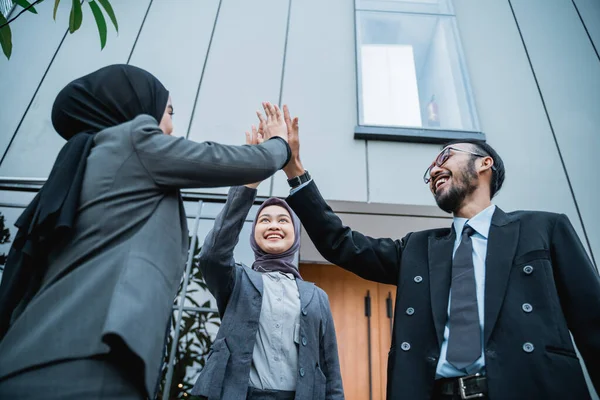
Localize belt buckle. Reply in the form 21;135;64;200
458;373;484;399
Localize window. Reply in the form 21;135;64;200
355;0;485;143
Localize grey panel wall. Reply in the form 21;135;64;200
0;0;597;247
1;1;598;396
455;2;598;396
367;0;594;257
510;0;599;264
0;0;69;162
272;0;367;201
186;0;289;197
574;0;600;54
0;0;151;177
367;141;440;205
451;0;588;249
128;0;220;138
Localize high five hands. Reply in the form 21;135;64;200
244;116;266;189
245;102;305;190
280;104;303;179
256;102;288;143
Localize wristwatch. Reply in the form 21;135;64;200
287;170;311;188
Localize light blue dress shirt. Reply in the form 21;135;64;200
290;181;497;377
436;204;496;378
289;179;312;195
249;271;301;390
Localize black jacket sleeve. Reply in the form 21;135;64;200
551;213;600;391
287;180;406;285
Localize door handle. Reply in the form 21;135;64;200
386;291;393;337
365;290;373;400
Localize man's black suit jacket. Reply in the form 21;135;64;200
287;180;600;400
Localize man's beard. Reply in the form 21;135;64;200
434;160;478;214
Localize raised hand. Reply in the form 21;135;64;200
282;104;305;179
245;123;264;146
256;102;288;143
244;124;264;189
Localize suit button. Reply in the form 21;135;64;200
401;342;411;351
523;265;534;274
426;356;437;364
522;303;533;313
406;307;415;316
523;342;534;353
302;309;307;316
414;276;423;283
299;367;305;377
302;337;307;346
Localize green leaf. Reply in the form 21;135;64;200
97;0;117;32
53;0;60;19
68;0;82;34
0;14;12;59
185;296;200;308
13;0;38;14
88;0;106;49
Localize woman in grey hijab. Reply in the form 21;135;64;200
0;65;291;400
191;106;344;400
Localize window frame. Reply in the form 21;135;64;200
353;0;486;144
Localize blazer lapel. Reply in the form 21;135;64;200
243;266;264;296
428;232;455;347
297;279;316;313
483;208;519;345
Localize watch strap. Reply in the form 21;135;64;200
287;170;311;188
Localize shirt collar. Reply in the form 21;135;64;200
265;271;296;281
453;204;496;239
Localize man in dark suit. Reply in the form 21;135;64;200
278;109;600;399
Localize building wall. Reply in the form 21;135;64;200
0;0;598;397
0;0;597;262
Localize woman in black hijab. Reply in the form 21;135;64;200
0;64;290;399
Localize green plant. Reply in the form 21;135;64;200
0;213;216;396
0;212;11;270
158;239;221;400
0;0;118;59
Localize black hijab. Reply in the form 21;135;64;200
0;64;169;339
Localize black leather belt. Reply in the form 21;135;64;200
434;373;488;399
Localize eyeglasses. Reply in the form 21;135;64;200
423;146;490;184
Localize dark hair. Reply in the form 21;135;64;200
443;139;505;198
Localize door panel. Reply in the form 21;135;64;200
300;264;396;400
377;286;396;397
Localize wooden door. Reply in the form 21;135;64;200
300;264;396;400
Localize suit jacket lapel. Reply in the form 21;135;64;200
483;207;519;345
243;266;264;296
429;232;455;347
297;279;316;312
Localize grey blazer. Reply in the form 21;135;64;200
191;186;344;400
0;115;289;397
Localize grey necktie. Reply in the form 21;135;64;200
446;224;481;370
